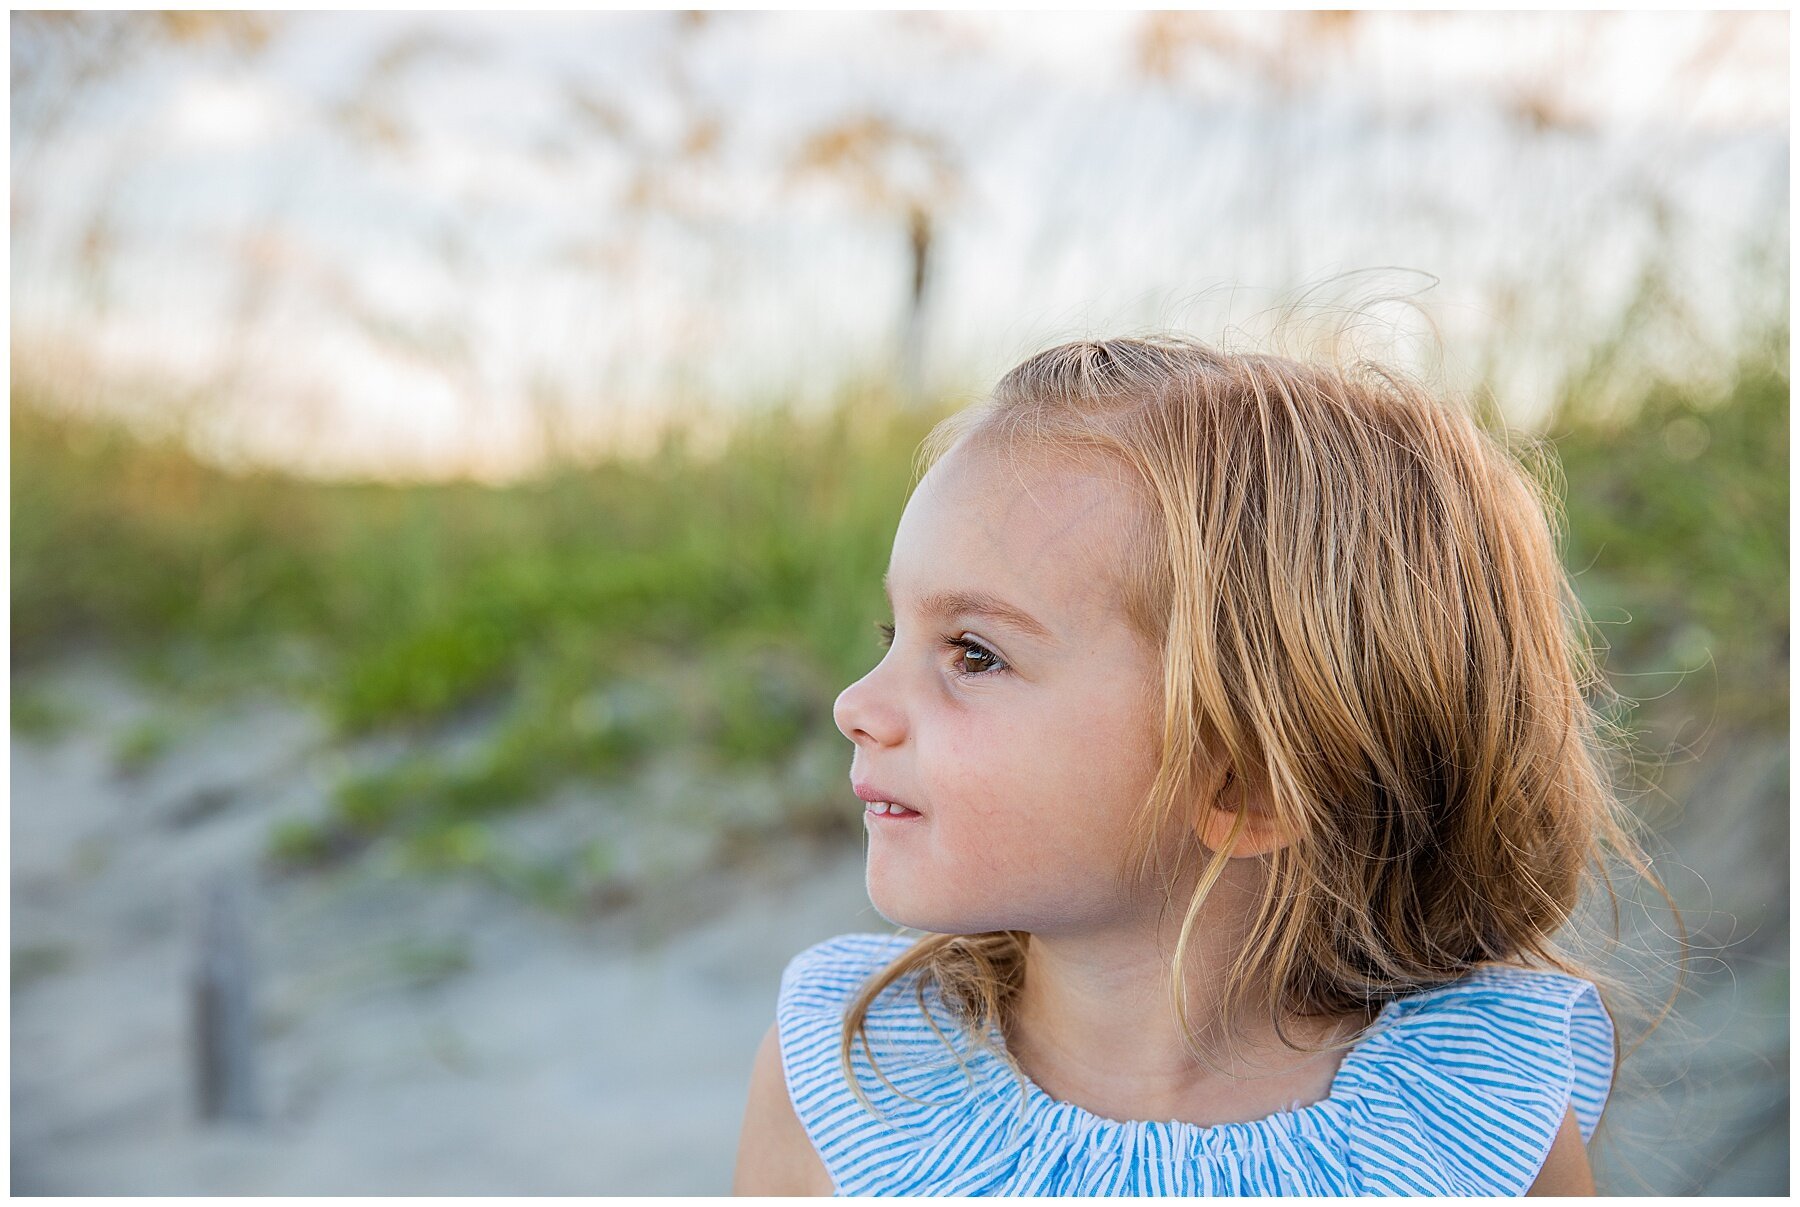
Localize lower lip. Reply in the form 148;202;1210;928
864;804;925;823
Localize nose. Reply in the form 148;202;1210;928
833;666;904;749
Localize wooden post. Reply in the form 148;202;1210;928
191;871;260;1124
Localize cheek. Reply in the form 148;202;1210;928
937;720;1038;853
936;711;1142;873
864;718;1042;920
864;695;1164;932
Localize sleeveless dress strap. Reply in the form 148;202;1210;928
775;932;958;1195
1335;961;1617;1194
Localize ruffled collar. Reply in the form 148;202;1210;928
781;934;1602;1196
964;993;1409;1162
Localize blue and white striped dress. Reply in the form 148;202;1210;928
776;932;1615;1196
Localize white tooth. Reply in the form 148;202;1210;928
870;801;891;814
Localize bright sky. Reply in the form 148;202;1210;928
10;10;1788;480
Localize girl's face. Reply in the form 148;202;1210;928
833;437;1170;937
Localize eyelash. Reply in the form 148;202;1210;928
875;621;1009;678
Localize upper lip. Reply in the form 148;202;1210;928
852;780;918;812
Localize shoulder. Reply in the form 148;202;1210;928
773;931;1003;1196
1526;1105;1599;1195
775;929;925;1095
1339;963;1616;1195
1386;963;1615;1140
734;1022;836;1196
736;934;917;1198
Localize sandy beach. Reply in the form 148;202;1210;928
11;654;1786;1194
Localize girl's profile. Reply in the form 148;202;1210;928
735;333;1675;1197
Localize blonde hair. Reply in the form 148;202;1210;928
837;333;1685;1147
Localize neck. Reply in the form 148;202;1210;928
1001;857;1367;1127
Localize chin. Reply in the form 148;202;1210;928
865;868;947;933
865;873;926;930
865;872;1013;935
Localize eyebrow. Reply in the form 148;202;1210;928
883;571;1056;644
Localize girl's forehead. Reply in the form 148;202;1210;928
929;438;1136;513
898;447;1144;628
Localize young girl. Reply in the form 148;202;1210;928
735;335;1664;1196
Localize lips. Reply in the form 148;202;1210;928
852;779;921;815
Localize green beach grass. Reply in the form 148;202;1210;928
12;336;1787;886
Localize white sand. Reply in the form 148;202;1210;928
12;654;885;1194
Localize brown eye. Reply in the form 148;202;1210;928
874;621;1006;677
947;636;1006;677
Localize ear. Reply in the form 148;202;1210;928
1197;769;1295;858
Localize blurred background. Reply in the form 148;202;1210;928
9;10;1786;1195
